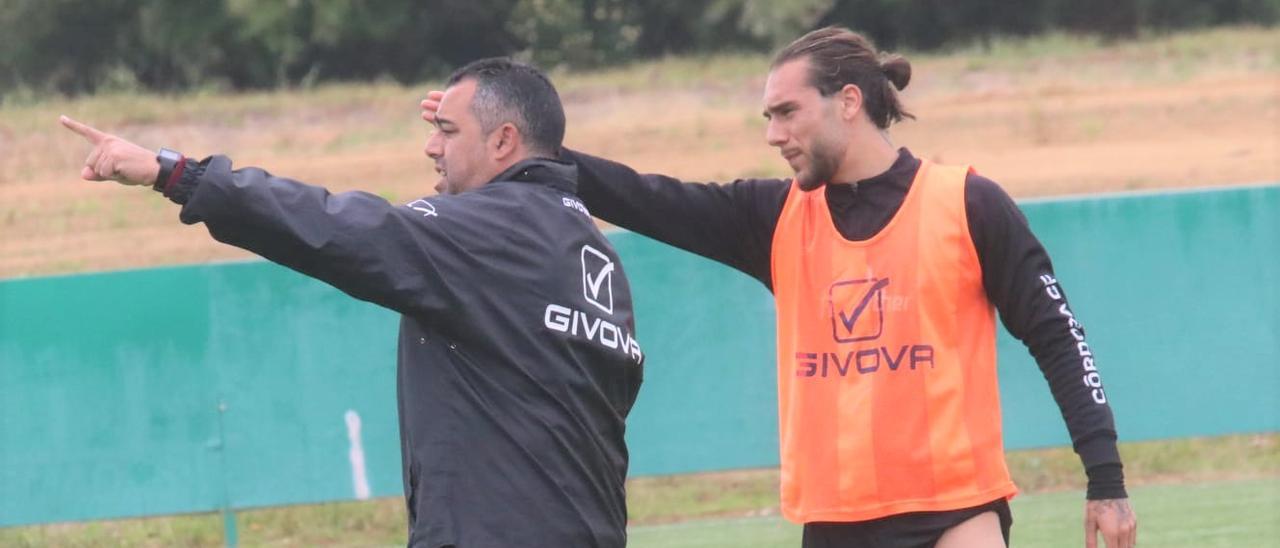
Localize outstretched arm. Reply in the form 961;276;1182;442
566;148;787;287
60;115;162;185
60;116;469;319
422;92;788;288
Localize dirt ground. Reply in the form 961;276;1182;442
1;28;1276;279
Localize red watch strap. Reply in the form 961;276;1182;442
162;155;186;196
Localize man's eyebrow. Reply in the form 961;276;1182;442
434;115;457;128
763;101;799;118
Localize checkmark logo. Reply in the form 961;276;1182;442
830;278;890;342
406;199;437;217
581;245;615;314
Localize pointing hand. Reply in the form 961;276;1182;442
60;115;160;186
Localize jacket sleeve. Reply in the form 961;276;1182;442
563;148;788;288
173;155;471;319
965;174;1127;500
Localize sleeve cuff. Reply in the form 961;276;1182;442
1077;434;1127;499
164;158;206;205
1085;462;1128;499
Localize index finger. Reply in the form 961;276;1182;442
59;115;108;144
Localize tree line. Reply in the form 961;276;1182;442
1;0;1274;97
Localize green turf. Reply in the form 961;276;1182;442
629;515;801;547
1010;478;1280;548
627;478;1280;547
2;435;1274;546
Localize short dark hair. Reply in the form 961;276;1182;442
446;58;566;156
772;27;915;130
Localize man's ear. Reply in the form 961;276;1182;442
838;84;863;121
491;123;521;160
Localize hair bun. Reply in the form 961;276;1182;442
881;55;911;91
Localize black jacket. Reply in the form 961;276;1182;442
170;157;644;547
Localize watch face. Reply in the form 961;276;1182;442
154;149;183;189
158;148;182;163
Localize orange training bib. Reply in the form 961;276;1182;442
770;160;1017;523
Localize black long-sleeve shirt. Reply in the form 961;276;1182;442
566;147;1126;500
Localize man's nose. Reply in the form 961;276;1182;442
765;120;787;148
424;131;443;158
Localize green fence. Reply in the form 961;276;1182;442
1;184;1276;530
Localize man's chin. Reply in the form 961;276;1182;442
795;173;826;191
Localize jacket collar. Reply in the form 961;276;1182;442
489;157;578;194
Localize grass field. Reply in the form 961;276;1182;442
628;478;1280;547
2;434;1275;546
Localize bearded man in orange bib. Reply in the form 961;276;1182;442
423;27;1138;548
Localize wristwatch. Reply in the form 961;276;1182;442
154;148;184;192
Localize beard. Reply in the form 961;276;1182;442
795;136;842;191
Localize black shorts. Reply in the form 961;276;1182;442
801;498;1013;548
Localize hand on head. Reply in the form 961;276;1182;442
420;90;444;124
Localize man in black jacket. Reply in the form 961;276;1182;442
61;58;644;548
